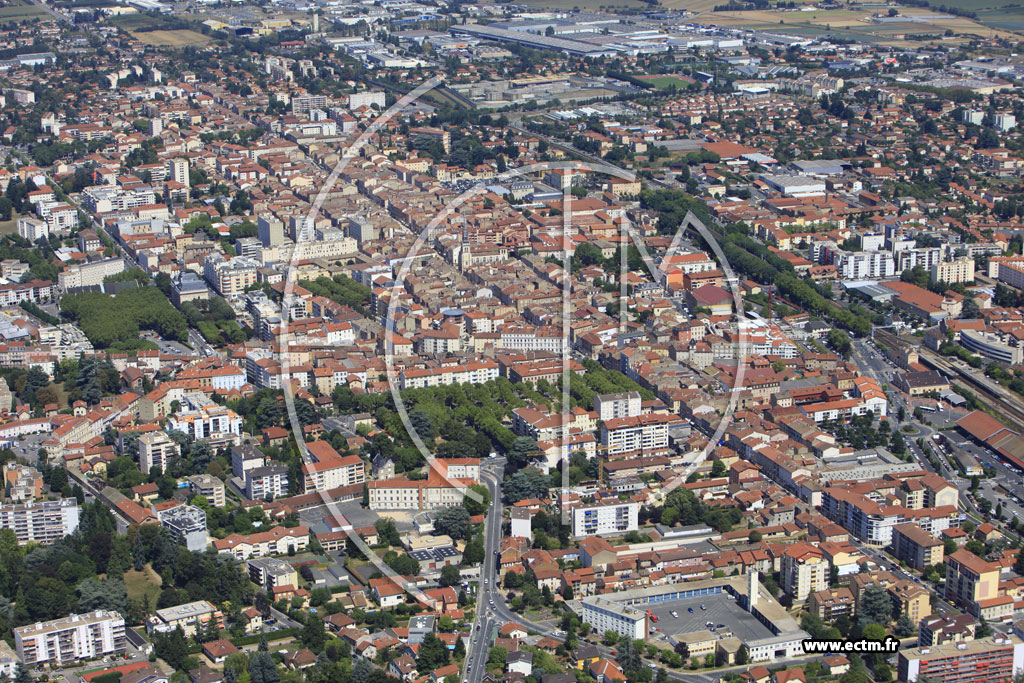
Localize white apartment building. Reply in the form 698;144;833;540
348;91;385;109
931;258;976;285
203;254;258;298
581;597;647;641
301;441;365;493
594;391;642;421
399;360;499;389
15;611;126;666
835;251;896;279
58;257;126;290
599;413;675;457
245;465;289;501
147;601;223;637
780;544;828;602
570;500;639;538
17;216;48;241
167;397;243;442
0;498;80;546
157;504;208;552
138;431;180;474
895;247;942;273
167;158;189;186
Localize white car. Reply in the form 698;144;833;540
670;611;678;618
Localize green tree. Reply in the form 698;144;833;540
439;564;461;587
248;651;279;683
302;612;327;651
416;633;450;673
857;584;894;626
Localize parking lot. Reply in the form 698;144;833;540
298;500;381;533
648;593;773;644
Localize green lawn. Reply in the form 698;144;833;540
124;565;163;606
0;1;48;19
640;75;695;90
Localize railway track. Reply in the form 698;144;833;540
875;325;1024;432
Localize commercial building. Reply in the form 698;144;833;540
138;432;179;474
960;329;1024;365
898;636;1024;683
580;572;809;663
0;498;80;546
15;611;125;666
148;601;224;637
570;500;639;538
157;504;208;552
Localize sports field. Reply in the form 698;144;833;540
639;74;696;89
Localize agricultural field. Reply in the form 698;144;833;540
687;6;1024;43
130;29;212;46
0;0;48;21
518;0;654;10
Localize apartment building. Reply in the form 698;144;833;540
15;611;126;666
807;587;855;620
167;403;242;444
138;431;180;474
898;636;1024;683
212;526;309;560
301;441;365;493
398;360;500;389
945;549;1012;621
203;254;258;298
186;474;225;507
570;501;639;538
58;258;126;290
157;504;208;552
231;444;266;478
931;258;975;285
0;498;80;546
780;542;828;602
892;522;944;571
594;391;642;421
247;557;299;591
599;413;675;458
245;465;289;501
148;601;224;637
